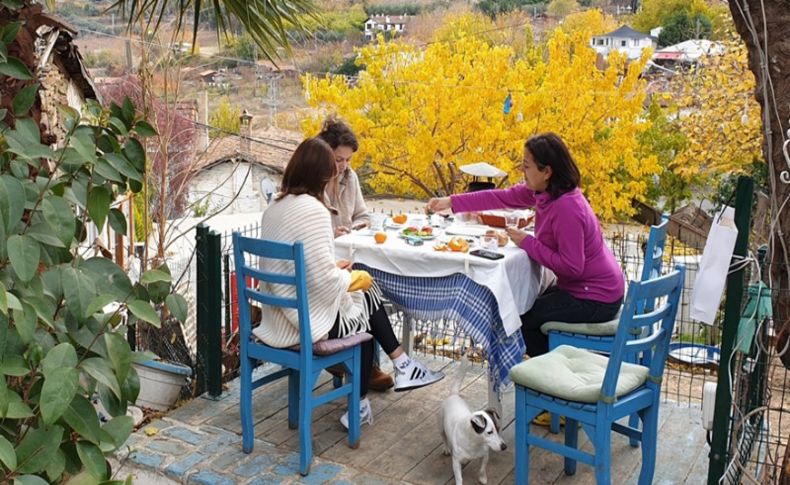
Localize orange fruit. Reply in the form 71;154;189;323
448;237;466;252
374;232;387;244
392;214;408;224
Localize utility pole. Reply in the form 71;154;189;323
262;74;281;128
125;39;133;71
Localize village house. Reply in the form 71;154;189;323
652;39;725;68
364;15;410;41
590;25;656;60
187;111;300;216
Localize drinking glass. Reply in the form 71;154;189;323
505;214;519;229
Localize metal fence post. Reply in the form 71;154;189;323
196;224;223;398
708;176;754;484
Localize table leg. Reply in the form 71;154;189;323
488;376;503;417
401;314;413;355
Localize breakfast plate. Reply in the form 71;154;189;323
398;226;437;240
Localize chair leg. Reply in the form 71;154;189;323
628;412;640;448
240;356;254;454
550;412;561;434
288;370;298;430
638;404;659;485
563;417;579;476
348;347;361;449
515;387;529;485
593;423;611;485
298;371;313;476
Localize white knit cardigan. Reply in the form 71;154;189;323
253;194;377;348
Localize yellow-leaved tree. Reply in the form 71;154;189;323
303;12;658;220
668;36;762;183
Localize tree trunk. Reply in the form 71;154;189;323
727;0;790;481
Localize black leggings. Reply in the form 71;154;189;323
328;294;400;395
520;286;622;357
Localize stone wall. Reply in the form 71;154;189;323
38;57;85;146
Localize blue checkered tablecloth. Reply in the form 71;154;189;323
355;263;526;391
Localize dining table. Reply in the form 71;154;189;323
334;215;542;409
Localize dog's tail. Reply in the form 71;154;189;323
451;353;470;395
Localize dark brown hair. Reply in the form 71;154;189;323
525;132;581;199
317;116;359;151
276;138;337;210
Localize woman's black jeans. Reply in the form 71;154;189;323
520;286;623;357
328;294;399;395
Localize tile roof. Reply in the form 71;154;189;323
192;126;302;177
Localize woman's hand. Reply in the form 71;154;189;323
505;227;529;247
426;197;452;214
336;259;353;271
335;226;350;237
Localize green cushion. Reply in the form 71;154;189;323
539;308;622;336
509;345;649;403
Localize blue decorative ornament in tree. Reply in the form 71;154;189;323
503;93;513;115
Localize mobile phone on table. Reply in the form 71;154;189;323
469;249;504;260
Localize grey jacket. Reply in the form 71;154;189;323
327;168;370;231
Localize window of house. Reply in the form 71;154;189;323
621;40;627;47
596;38;604;46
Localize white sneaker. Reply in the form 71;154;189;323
340;398;373;429
393;358;444;392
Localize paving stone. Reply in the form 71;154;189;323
160;426;205;445
164;452;206;478
188;469;238;485
120;432;145;450
295;463;342;484
128;450;165;469
232;454;278;477
202;432;243;454
146;439;188;456
245;476;285;485
211;448;254;471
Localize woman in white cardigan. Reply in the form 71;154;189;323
258;137;443;428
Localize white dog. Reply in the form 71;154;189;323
439;356;507;485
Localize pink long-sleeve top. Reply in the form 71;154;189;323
451;184;624;304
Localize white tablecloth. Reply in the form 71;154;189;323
334;229;541;336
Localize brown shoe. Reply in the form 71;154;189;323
369;364;394;392
326;364;345;379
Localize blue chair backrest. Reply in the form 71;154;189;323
640;217;669;283
233;233;314;355
600;265;685;403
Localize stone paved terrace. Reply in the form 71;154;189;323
114;355;709;484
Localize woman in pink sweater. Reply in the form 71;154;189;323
428;133;624;357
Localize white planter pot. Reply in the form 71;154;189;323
133;360;192;411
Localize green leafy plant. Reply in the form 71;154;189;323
0;19;187;484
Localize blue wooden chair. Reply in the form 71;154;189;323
510;265;684;485
541;217;669;434
233;233;369;476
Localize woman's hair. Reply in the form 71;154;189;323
317;116;359;151
276;137;337;211
525;132;581;198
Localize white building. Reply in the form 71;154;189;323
187;114;300;216
364;15;410;41
590;25;656;60
653;39;725;65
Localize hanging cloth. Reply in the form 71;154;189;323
735;281;773;354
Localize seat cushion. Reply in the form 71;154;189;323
289;332;373;356
509;345;649;403
540;308;622;336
